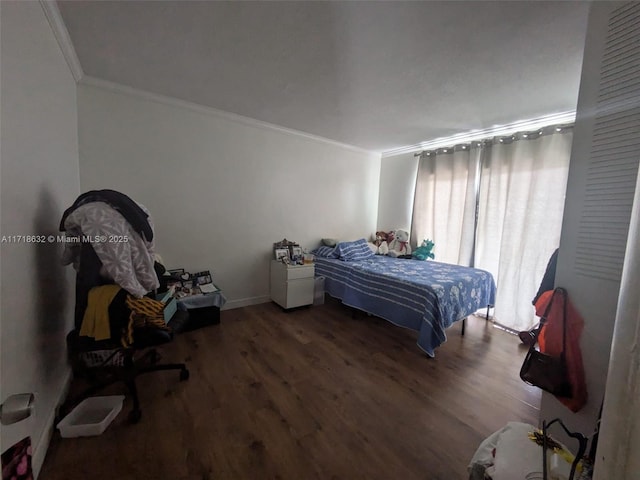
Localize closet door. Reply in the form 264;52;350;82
543;0;640;440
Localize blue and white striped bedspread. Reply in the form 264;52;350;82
314;256;496;357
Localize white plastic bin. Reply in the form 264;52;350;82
313;276;325;305
57;395;125;438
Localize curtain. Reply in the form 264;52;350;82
475;128;573;331
411;144;480;266
410;126;573;332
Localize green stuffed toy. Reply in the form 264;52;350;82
412;239;435;261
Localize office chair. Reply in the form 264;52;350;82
58;241;189;424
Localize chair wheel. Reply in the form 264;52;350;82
180;369;190;381
128;409;142;424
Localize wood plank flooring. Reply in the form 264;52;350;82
40;298;540;480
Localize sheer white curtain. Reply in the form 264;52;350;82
411;145;480;266
474;128;573;331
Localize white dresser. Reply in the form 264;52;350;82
270;260;315;309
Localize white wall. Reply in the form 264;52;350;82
0;1;79;476
77;82;381;308
594;168;640;479
377;152;418;234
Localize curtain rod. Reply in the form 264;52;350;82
383;110;576;158
412;123;573;157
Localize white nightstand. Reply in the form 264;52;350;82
270;260;315;309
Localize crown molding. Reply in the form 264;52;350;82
382;110;577;158
39;0;84;82
79;76;379;156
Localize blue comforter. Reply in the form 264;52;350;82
314;256;496;356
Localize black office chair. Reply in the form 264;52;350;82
58;242;189;424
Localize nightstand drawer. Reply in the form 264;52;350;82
285;278;315;308
286;265;315;280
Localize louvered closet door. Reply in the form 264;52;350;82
576;2;640;280
543;1;640;437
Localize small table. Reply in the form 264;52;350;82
175;290;226;331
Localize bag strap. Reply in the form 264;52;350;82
527;288;558;351
559;287;568;358
548;287;568;358
540;287;559;325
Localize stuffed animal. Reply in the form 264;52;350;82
368;231;390;255
374;231;388;246
388;229;412;258
386;230;395;246
412;239;435;261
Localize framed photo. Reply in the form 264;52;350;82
168;268;190;282
291;246;303;258
193;270;212;285
274;248;290;261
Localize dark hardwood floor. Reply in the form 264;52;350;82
40;298;540;480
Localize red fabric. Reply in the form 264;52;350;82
535;289;588;412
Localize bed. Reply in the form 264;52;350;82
313;244;496;357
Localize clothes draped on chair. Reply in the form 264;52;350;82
59;189;188;424
123;296;169;347
61;190;159;299
61;190;171;347
60;188;154;241
80;284;122;341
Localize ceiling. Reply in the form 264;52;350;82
57;1;590;153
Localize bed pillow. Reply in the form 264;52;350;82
312;246;338;258
321;238;339;247
335;238;375;261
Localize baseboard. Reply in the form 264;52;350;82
32;369;73;479
222;295;270;310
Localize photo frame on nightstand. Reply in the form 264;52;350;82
274;248;290;261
